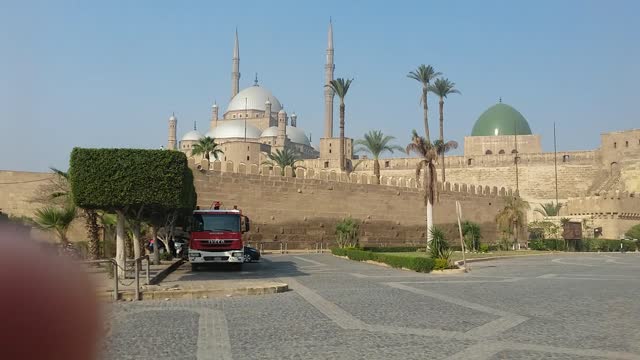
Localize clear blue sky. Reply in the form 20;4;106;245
1;0;638;172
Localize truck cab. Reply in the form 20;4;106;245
188;209;250;270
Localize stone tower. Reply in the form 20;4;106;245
276;109;287;150
210;102;218;131
290;112;297;127
168;113;177;150
231;29;240;99
265;99;273;126
323;19;335;138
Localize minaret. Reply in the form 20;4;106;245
323;19;335;138
290;112;297;127
265;99;273;126
168;113;177;150
210;102;218;131
231;29;240;99
277;109;287;150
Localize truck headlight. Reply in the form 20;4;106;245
233;252;243;257
190;252;201;257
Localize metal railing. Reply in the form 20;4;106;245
82;254;151;301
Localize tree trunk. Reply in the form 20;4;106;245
115;210;126;279
84;209;100;260
426;199;434;248
439;98;445;183
423;86;430;142
373;159;380;184
131;222;141;260
152;226;160;265
339;102;345;172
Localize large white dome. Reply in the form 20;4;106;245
205;120;262;139
180;130;203;142
227;86;282;113
286;126;310;146
260;126;310;146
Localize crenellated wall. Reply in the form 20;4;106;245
567;191;640;239
194;159;511;249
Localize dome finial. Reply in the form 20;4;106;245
193;121;197;131
254;72;259;86
499;97;502;103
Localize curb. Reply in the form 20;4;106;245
149;259;185;285
116;283;289;301
454;252;563;267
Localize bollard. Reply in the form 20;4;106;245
285;242;288;254
146;257;150;285
280;243;283;254
134;260;140;301
315;243;319;253
113;261;119;300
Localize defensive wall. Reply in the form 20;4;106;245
194;159;512;249
567;191;640;239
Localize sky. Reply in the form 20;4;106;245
1;0;638;172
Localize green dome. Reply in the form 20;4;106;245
471;103;532;136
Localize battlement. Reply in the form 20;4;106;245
195;159;515;198
567;191;640;219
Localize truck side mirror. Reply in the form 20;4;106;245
244;216;250;232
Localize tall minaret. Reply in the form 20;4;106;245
323;19;335;138
210;102;218;131
231;29;240;99
168;113;177;150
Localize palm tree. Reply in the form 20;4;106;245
407;65;441;142
354;130;403;184
429;78;460;183
495;196;530;250
34;205;76;244
49;167;100;259
535;202;562;217
262;148;304;176
433;139;459;183
406;129;438;246
326;78;353;172
191;136;224;169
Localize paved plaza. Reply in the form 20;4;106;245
104;253;640;359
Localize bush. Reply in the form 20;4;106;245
462;221;482;251
626;224;640;240
330;248;435;273
363;246;422;253
160;251;173;261
429;227;449;259
335;218;360;248
433;258;449;270
479;244;490;253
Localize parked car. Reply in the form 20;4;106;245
243;246;261;263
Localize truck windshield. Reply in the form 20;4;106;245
192;214;240;232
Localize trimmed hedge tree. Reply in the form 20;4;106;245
69;148;196;272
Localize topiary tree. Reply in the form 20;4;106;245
69;148;196;273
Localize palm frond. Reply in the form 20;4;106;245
428;78;461;98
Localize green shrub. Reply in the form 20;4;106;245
335;217;360;248
364;246;422;253
433;258;449;270
626;224;640;240
429;227;449;259
479;244;490;253
462;221;482;251
330;248;435;273
160;251;173;261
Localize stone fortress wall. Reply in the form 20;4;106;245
193;159;510;249
567;191;640;239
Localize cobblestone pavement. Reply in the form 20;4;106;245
103;253;640;359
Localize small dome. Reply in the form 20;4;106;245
291;112;297;118
278;109;286;115
471;103;532;136
169;114;177;121
212;103;218;108
227;86;282;112
260;126;310;146
205;120;262;139
286;126;310;146
261;126;278;137
181;130;203;142
265;100;271;105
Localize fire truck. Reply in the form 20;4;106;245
188;207;250;271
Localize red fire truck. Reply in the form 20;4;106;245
188;208;250;270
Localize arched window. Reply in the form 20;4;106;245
467;158;473;166
562;154;570;162
485;150;493;155
385;161;390;168
614;142;617;148
498;150;505;154
232;115;236;119
625;141;629;147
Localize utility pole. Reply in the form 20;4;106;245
514;118;519;193
554;122;559;206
